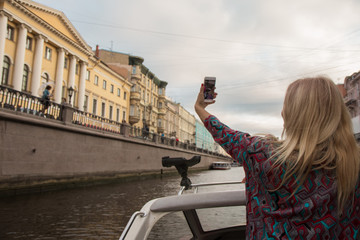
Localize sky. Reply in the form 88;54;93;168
34;0;360;137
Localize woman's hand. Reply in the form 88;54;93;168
194;84;217;122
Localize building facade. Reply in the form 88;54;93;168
343;71;360;141
0;0;131;122
178;104;195;144
195;119;215;151
195;119;228;155
0;0;198;139
164;96;196;143
164;96;179;138
96;49;167;134
344;72;360;118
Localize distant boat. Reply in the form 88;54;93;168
210;162;231;170
231;161;241;167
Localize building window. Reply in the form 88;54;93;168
101;102;105;117
94;75;99;85
45;47;52;60
6;25;14;40
75;63;79;75
116;108;120;122
124;92;127;100
158;102;162;108
117;88;120;97
41;72;49;83
132;66;136;74
158;88;163;95
64;57;68;69
130;105;134;116
92;99;97;114
103;80;107;89
84;95;89;112
26;36;32;50
62;85;66;99
72;91;77;107
110;84;114;93
1;56;10;85
109;105;113;120
122;111;126;121
86;70;90;81
22;65;29;91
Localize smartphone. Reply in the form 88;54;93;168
204;77;216;102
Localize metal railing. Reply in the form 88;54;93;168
0;85;230;159
178;181;244;195
119;180;244;240
0;85;63;120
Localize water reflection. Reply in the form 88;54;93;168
0;168;245;240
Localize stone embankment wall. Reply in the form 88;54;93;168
0;110;231;194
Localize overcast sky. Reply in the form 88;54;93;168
34;0;360;137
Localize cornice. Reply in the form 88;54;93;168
6;0;93;57
0;9;14;21
19;0;92;51
89;55;132;87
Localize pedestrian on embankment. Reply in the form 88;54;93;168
41;85;52;114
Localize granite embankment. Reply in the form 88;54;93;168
0;110;231;195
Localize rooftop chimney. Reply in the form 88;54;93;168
95;45;99;58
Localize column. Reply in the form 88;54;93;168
68;55;76;87
0;13;8;81
30;35;44;96
68;55;76;105
12;24;28;91
78;61;86;111
54;48;65;103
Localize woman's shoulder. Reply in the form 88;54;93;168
247;135;280;155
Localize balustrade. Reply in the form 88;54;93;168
0;85;228;158
0;85;62;119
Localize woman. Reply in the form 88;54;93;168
195;76;360;239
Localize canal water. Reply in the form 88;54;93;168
0;167;246;240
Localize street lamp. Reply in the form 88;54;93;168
68;86;74;105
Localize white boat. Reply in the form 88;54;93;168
210;162;231;170
231;161;241;167
119;156;246;240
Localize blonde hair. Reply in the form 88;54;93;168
274;76;360;213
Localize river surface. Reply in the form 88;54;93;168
0;167;246;240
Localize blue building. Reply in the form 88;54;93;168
195;119;217;152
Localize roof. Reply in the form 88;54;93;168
13;0;93;56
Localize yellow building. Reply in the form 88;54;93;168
165;96;179;138
179;104;196;144
96;49;168;133
0;0;131;121
165;96;195;143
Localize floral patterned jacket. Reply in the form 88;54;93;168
204;115;360;240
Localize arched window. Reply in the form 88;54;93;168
41;72;49;84
1;56;10;85
22;64;29;91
